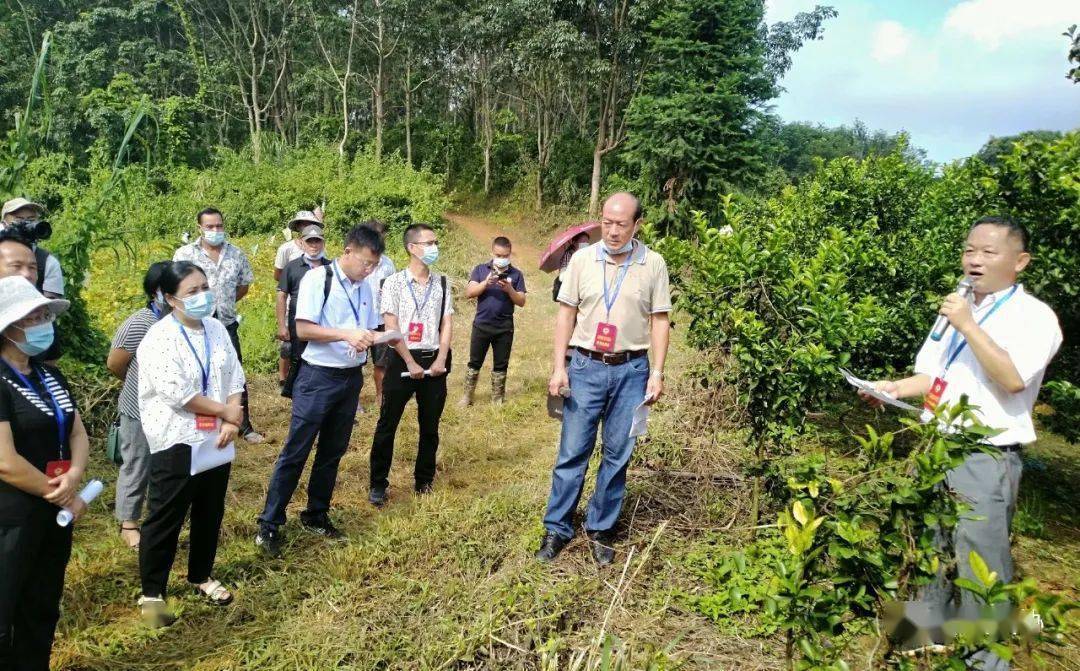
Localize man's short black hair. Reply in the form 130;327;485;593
403;223;435;247
492;236;511;249
970;215;1029;252
0;228;34;252
346;223;386;256
196;207;224;225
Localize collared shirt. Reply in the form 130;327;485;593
558;241;671;352
278;255;332;333
111;307;162;420
380;267;454;350
914;284;1062;445
295;261;379;368
274;239;305;271
469;262;526;326
173;239;255;326
137;316;246;454
364;254;397;327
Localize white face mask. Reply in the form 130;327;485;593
304;250;325;261
492;257;510;269
575;241;590;250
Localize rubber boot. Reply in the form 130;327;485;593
458;367;479;407
491;371;507;405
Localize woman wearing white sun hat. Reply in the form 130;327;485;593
0;275;89;671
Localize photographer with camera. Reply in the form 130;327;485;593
459;236;526;407
2;198;65;363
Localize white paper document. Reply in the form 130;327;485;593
840;368;918;412
375;330;403;345
629;398;652;438
191;432;236;476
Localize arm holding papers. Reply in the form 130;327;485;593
841;368;924;412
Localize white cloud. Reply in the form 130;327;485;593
870;20;912;62
943;0;1077;49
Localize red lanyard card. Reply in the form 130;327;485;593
923;377;948;411
195;414;218;431
408;322;424;343
594;322;617;352
44;460;72;478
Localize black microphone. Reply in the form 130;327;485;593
929;277;974;342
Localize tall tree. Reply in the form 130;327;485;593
623;0;835;223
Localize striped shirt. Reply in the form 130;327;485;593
111;307;161;420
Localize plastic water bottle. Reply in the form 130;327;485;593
56;479;104;527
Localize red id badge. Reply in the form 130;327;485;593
408;322;424;343
923;377;948;411
195;414;218;431
593;322;617;352
45;460;71;478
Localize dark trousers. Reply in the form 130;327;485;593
370;349;450;489
224;320;255;435
139;444;231;598
259;363;363;531
467;321;514;373
0;503;72;671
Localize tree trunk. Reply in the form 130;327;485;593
589;142;603;219
405;57;413;166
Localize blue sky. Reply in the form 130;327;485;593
765;0;1080;163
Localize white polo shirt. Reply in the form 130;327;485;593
294;262;379;368
914;284;1062;445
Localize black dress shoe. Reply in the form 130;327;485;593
369;487;388;508
588;530;615;566
535;532;570;562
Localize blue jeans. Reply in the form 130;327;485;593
543;349;649;539
259;363;363;532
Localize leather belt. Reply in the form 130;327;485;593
574;347;647;365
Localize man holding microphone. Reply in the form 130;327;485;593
861;216;1061;668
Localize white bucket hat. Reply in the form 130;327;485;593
0;276;69;334
288;210;323;231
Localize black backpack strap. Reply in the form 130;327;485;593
315;264;333;325
33;247;49;291
438;274;447;336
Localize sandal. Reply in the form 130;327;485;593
120;523;141;549
138;596;177;629
195;579;234;606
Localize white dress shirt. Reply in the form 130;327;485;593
364;254;397;327
136;316;246;454
295;261;379;368
914;284;1062;445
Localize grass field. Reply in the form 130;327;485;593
56;212;1078;670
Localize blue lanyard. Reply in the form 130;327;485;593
944;285;1018;371
175;317;211;395
2;361;66;459
600;246;634;319
334;263;362;327
407;276;434;321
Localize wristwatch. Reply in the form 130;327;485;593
650;369;664;379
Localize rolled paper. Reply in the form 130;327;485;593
56;479;105;527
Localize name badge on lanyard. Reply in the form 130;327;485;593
407;278;434;344
594;249;633;353
176;318;217;430
923;285;1018;412
3;361;69;476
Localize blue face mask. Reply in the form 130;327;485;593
10;322;55;356
178;291;215;320
203;230;226;246
419;244;439;266
604;239;634;255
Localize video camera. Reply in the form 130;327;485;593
5;217;52;243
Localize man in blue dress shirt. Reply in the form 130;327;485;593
256;225;386;558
